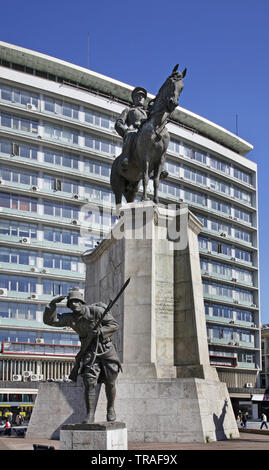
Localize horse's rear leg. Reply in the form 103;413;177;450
142;160;150;201
153;163;163;204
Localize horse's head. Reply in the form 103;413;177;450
165;64;187;113
152;64;187;115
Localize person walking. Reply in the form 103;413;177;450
260;413;268;429
241;412;248;428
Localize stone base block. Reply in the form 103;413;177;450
94;377;239;443
60;422;127;450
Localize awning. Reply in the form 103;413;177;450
251;394;269;401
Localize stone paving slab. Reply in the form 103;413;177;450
0;432;269;451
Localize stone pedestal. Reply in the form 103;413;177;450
82;202;239;443
60;422;127;450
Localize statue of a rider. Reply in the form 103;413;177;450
115;86;148;170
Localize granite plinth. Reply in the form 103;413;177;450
60;421;128;450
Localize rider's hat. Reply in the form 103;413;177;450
132;86;147;101
67;287;86;308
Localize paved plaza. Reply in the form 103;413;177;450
0;430;268;451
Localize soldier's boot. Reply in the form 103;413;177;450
106;383;116;422
82;382;96;424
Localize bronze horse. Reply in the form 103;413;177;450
110;65;186;208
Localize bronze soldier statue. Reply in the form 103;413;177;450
43;287;121;424
115;86;148;170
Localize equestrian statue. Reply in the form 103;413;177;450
111;64;186;208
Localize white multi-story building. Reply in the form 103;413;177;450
0;41;260;419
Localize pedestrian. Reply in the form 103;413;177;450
241;412;247;428
260;413;268;430
4;419;11;436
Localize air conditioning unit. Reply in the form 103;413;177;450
0;288;7;296
12;374;22;382
21;237;30;244
72;220;78;225
30;267;36;272
232;278;237;282
30;293;38;300
27;103;36;110
35;338;44;344
22;371;32;381
234;300;239;304
31;185;39;191
73;194;79;199
245;383;253;388
41;269;47;274
251;304;257;308
30;374;40;381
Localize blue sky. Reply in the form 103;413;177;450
1;0;268;321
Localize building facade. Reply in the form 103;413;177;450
0;42;260;419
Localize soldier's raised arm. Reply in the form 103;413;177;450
43;295;71;327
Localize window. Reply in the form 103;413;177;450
211;219;231;235
43;227;79;245
184;189;206;206
211;198;231;215
43;253;80;272
184;166;207;185
0;112;38;133
234;188;251;204
235;248;251;263
84;134;121;156
43;174;79;194
43;150;79;169
236;310;253;323
159;181;180;198
43;201;79;220
0;274;36;293
234;168;251;185
0;248;37;266
212;304;233;319
44;96;79;120
42;279;82;296
0;193;37;212
0;167;37;186
84;159;111;178
168;139;181;154
0;83;39;108
210;178;231;195
164;160;180;176
0;221;37;239
85;109;115;130
44;124;79;145
234;208;251;224
84;184;114;203
211;241;232;256
234;228;251;243
0;302;36;320
210;156;230;174
198;236;208;250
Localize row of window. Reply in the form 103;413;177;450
169;138;252;185
0;112;122;155
0;327;79;345
0;83;116;131
203;281;254;305
196;214;252;244
181;165;252;204
200;259;253;285
0;274;83;296
0;247;85;273
208;325;254;344
0;220;102;250
209;348;255;365
205;303;254;323
198;236;252;262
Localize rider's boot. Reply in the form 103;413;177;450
106;383;116;422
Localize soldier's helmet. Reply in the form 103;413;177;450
131;86;147;102
67;287;86;308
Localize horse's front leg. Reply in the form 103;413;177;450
142;159;150;201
